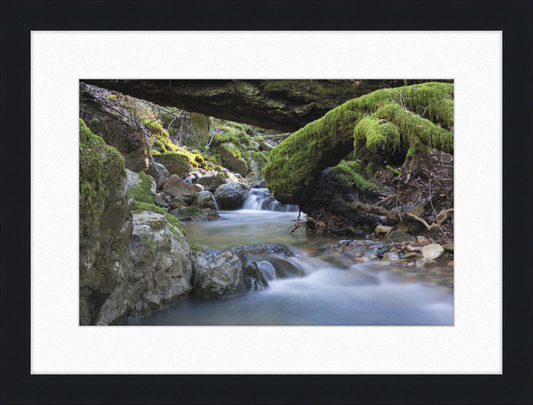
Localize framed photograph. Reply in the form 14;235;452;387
1;1;531;403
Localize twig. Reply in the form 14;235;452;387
373;193;398;206
420;167;450;200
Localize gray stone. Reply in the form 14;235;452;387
215;182;250;209
95;211;193;325
192;190;217;210
442;242;454;252
147;161;170;189
385;230;416;243
154;194;170;210
168;196;188;210
192;246;268;297
79;127;134;326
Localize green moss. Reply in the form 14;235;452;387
330;160;376;192
132;201;186;239
366;162;375;179
264;82;454;203
353;117;401;154
79;119;126;238
146;218;165;231
370;103;453;154
130;172;155;205
263;99;360;202
190;243;206;257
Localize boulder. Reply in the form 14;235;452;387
81;109;150;174
421;243;445;260
153;153;192;178
192;190;217;210
191;246;268;298
79;120;134;325
147;161;170;189
161;176;194;199
214;182;250;209
95;210;193;324
125;169;156;194
218;142;248;176
197;171;237;192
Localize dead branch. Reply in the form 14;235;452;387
373;193;398;206
404;208;454;231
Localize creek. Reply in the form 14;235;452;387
124;188;453;326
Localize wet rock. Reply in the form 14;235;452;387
385;230;416;243
215;182;250;209
383;252;401;262
421;243;445;260
260;256;305;278
376;246;390;258
192;246;268;298
147;161;170;189
405;245;422;252
248;174;267;188
244;244;293;256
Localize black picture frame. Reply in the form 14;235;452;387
1;1;531;404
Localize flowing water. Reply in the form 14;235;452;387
124;188;454;326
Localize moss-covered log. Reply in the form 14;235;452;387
264;82;454;206
82;79;449;132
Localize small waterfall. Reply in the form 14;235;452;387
243;188;299;212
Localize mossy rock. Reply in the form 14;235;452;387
153;153;193;178
218;143;248;176
170;206;220;221
79;119;127;239
197;171;235;192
